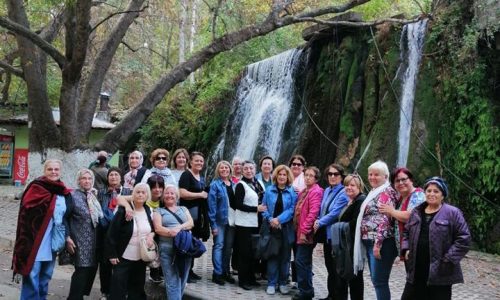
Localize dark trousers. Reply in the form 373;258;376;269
401;281;452;300
98;259;112;294
334;269;364;300
323;242;336;298
67;266;98;300
236;225;257;285
109;258;147;300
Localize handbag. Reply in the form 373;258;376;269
164;207;206;258
140;235;159;262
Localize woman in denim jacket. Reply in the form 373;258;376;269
261;165;297;295
401;177;470;300
207;160;236;285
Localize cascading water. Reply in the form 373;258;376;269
397;19;428;167
211;48;304;166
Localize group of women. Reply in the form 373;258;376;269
12;150;471;300
207;156;471;300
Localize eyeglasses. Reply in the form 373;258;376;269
155;156;168;161
291;162;303;167
328;172;341;177
395;177;409;184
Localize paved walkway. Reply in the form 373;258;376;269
0;185;499;299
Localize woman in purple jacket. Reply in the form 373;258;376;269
401;177;471;300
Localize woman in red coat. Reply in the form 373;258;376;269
292;166;324;300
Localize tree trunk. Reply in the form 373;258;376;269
179;0;188;64
188;0;199;83
7;0;60;152
76;0;146;147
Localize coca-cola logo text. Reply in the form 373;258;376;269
16;155;26;179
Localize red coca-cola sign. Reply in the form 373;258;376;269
13;149;29;184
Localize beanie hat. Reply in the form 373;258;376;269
424;176;448;198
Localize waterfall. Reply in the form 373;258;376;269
214;48;304;164
397;19;428;167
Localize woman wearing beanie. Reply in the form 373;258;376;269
401;177;471;300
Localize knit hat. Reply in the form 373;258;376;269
424;176;449;198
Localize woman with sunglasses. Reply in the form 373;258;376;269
313;164;349;300
379;167;425;262
141;148;177;186
289;154;306;194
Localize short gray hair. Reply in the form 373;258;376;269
368;160;390;178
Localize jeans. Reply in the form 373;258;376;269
109;258;147;300
212;224;226;276
363;238;397;300
267;232;291;287
295;243;316;298
21;259;56;300
160;243;192;300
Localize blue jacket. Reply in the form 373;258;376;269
318;184;348;241
207;178;233;230
262;185;297;225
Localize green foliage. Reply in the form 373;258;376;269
426;1;500;252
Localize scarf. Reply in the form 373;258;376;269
353;181;390;273
146;199;160;209
84;188;104;228
124;168;140;188
12;177;71;276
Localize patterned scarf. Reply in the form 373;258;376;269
84;188;103;228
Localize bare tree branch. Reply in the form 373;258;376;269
121;41;174;68
0;16;67;68
296;16;425;28
0;60;23;78
91;5;148;33
77;0;147;146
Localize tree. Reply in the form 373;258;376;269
0;0;415;153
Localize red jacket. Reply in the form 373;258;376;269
295;183;323;244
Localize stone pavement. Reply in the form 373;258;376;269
0;185;499;299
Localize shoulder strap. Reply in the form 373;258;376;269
164;207;184;224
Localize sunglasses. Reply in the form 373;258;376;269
155;156;168;161
328;172;341;177
291;162;303;167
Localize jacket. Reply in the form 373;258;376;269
262;185;297;245
105;204;154;259
295;183;323;244
402;202;471;285
207;178;233;230
318;184;348;242
330;222;353;280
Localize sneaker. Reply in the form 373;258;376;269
279;285;290;295
266;286;276;295
291;282;298;290
99;294;108;300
